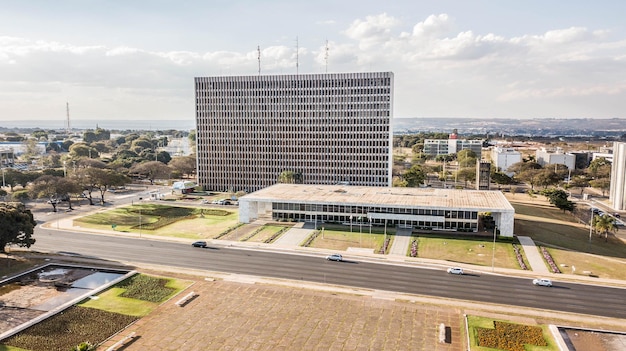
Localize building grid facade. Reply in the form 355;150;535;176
195;72;393;193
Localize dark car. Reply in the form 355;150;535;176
192;241;207;248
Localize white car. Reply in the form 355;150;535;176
532;278;552;287
447;267;464;275
325;254;343;262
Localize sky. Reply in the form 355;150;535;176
1;0;626;124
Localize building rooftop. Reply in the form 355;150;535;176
243;184;514;211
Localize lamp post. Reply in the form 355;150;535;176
139;207;142;238
492;225;497;272
1;167;5;187
589;207;594;242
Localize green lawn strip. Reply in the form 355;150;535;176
467;315;558;351
73;204;238;239
545;247;626;280
307;228;388;251
0;345;30;351
244;225;286;243
78;287;157;316
417;236;522;269
512;203;626;259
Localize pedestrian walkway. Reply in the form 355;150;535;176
387;227;413;256
517;236;550;274
272;223;312;248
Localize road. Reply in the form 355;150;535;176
31;227;626;319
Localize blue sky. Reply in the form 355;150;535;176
1;0;626;122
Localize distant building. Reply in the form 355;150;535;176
609;142;626;211
0;149;15;167
476;160;491;190
490;147;521;176
171;181;196;194
535;147;575;170
194;72;394;193
423;129;483;158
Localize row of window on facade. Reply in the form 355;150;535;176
195;77;391;90
272;212;478;230
271;203;479;219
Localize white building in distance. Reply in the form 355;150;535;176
609;142;626;211
239;184;515;237
535;147;575;170
194;72;393;193
490;147;522;176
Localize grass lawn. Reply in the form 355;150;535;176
74;204;239;240
508;196;626;279
306;228;393;253
244;225;289;243
417;236;525;269
467;315;558;351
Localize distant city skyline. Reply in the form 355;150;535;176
1;1;626;121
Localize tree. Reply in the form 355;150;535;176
588;157;611;179
593;214;618;242
540;188;575;212
516;168;542;190
130;161;171;184
29;175;82;211
69;143;99;159
455;167;476;188
0;202;36;253
169;156;196;178
535;169;561;189
456;149;477;168
507;161;542;175
403;165;425;187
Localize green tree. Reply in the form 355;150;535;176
31;130;48;140
593;214;618;242
540;188;575;212
169;156;197;178
403;165;425;187
0;202;36;253
456;149;477;168
29;175;82;211
589;178;611;196
130;161;171;185
455;167;476;188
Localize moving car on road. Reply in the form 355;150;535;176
192;241;208;248
325;254;343;262
447;267;464;275
532;278;552;287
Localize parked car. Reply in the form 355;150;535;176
192;241;207;248
446;267;464;275
325;254;343;262
532;278;552;287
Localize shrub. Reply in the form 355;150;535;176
264;227;289;243
410;239;418;257
476;321;547;351
117;274;176;302
302;230;320;247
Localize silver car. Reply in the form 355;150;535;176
532;278;552;287
325;254;343;262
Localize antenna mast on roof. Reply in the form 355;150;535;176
257;45;261;75
66;101;71;135
295;36;299;75
324;39;329;73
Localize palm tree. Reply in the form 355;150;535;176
593;214;618;242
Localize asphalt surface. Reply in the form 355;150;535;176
32;227;626;319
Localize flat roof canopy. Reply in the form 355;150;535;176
242;184;514;212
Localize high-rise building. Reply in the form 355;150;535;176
194;72;393;193
609;142;626;211
476;160;491;190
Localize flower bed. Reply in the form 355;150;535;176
512;244;527;270
540;246;561;273
477;321;547;351
410;239;418;257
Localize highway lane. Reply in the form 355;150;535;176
31;228;626;319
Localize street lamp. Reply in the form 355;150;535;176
589;207;594;242
139;207;142;238
1;167;5;187
492;225;497;272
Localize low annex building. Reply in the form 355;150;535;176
239;184;515;237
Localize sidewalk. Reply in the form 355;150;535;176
517;236;550;274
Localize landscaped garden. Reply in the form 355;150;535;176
302;225;395;253
1;273;191;351
412;235;529;269
508;194;626;279
467;315;557;351
74;204;239;240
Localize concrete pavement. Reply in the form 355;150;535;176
517;236;551;274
